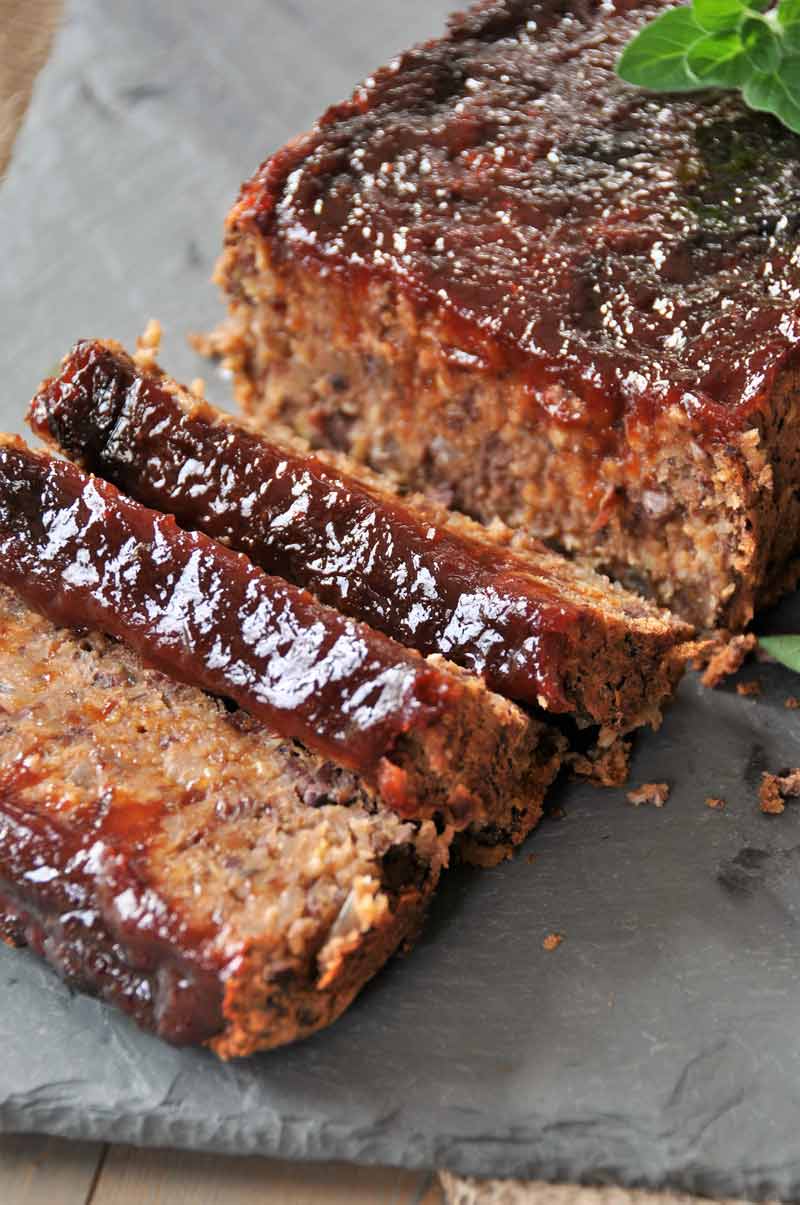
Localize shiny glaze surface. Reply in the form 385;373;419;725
32;341;583;711
235;0;800;441
0;440;450;785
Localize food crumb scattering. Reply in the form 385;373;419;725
759;769;800;815
627;782;670;808
736;680;761;697
701;634;757;689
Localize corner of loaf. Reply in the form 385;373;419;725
216;0;800;631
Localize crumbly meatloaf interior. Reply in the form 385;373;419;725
0;585;449;1057
215;257;800;632
31;337;693;735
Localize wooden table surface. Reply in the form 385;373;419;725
0;4;770;1203
0;1134;445;1204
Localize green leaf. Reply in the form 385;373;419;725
616;7;706;91
744;60;800;132
779;0;800;25
617;1;800;133
692;0;748;33
687;30;750;85
742;19;783;72
758;634;800;672
779;0;800;51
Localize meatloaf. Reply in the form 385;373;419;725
0;437;562;853
0;584;450;1056
31;338;693;735
216;0;800;630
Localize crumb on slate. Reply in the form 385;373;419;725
759;769;800;815
736;680;761;697
566;737;631;787
543;933;563;952
786;697;800;710
705;796;726;810
700;633;757;688
526;853;537;865
133;317;162;370
627;782;670;807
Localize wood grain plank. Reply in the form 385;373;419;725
0;0;63;175
0;1133;104;1205
92;1145;443;1205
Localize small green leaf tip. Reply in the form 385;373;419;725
616;0;800;135
616;7;705;91
759;635;800;673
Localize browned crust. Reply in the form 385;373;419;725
214;882;432;1058
454;717;565;867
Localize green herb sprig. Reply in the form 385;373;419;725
616;0;800;134
758;634;800;671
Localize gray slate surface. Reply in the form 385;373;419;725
2;2;800;1198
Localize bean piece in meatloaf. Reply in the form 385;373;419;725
216;0;800;630
31;338;693;737
0;585;450;1057
0;437;563;848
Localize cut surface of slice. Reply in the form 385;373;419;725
31;338;693;733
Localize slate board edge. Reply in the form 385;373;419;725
0;1078;796;1201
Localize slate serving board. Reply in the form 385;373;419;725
3;1;800;1198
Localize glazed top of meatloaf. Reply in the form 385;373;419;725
231;0;800;446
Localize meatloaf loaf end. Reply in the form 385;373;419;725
0;437;564;858
217;0;800;630
0;584;450;1056
31;338;693;736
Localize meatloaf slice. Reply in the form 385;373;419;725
0;584;450;1056
0;437;563;855
31;337;693;735
217;0;800;630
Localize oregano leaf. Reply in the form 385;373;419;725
692;0;748;33
617;0;800;136
759;635;800;673
617;7;706;91
687;30;750;85
742;20;783;73
779;0;800;25
744;62;800;133
779;0;800;51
